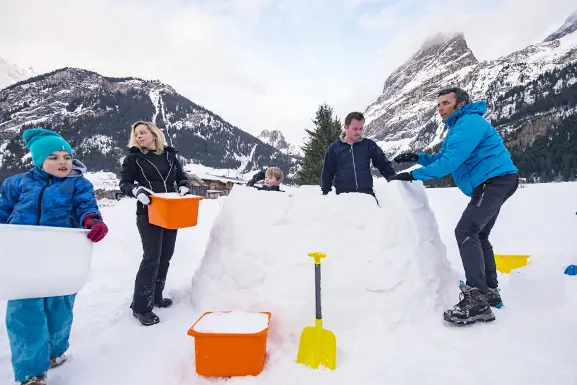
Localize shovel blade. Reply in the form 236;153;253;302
296;325;337;370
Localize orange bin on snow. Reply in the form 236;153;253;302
148;193;204;229
187;311;272;377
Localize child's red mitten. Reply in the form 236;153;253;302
83;213;108;242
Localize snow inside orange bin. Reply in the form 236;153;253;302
148;193;204;229
187;311;272;377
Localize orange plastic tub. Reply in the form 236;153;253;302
148;193;204;229
187;311;272;377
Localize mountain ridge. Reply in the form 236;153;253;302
544;10;577;42
0;57;35;90
0;67;297;185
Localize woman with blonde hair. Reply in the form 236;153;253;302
119;121;191;326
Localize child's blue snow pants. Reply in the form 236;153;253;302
6;294;76;383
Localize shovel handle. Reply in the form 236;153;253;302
314;263;322;320
308;252;326;321
308;252;326;264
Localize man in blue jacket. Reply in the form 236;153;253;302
321;111;396;198
390;87;519;326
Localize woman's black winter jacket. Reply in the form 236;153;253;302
119;146;191;214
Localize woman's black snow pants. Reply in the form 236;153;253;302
132;212;178;313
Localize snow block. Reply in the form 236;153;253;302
564;264;577;275
191;179;455;330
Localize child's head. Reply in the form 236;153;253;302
264;167;283;187
23;128;74;178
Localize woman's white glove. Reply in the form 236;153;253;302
179;186;191;196
132;187;154;205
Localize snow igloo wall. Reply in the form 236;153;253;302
191;180;456;335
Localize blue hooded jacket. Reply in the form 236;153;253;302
411;101;518;196
321;136;396;195
0;159;101;228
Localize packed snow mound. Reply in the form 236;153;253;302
191;179;456;334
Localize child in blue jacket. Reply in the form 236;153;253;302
0;128;108;385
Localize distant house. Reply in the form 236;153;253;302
94;189;123;200
186;173;210;197
207;189;226;199
186;172;247;198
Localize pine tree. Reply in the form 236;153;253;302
294;103;342;186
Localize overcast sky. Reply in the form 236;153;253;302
1;0;575;144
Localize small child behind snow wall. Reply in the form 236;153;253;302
0;128;108;385
246;167;284;192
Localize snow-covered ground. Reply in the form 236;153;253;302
0;180;576;384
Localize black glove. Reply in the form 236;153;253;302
394;153;418;163
247;170;266;187
388;172;415;182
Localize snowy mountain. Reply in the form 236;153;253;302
0;57;35;90
0;68;297;184
364;11;577;183
258;129;301;157
544;10;577;42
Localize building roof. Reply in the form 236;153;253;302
187;172;247;185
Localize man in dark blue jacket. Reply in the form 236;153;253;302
391;87;519;326
321;112;396;197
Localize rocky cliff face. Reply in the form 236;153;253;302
258;129;301;157
544;10;577;42
364;33;479;154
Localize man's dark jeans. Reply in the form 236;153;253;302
455;173;519;294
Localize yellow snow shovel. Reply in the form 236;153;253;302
494;254;531;274
296;251;336;370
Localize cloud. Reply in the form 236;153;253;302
0;0;575;146
364;0;576;66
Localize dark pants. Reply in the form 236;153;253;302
132;213;178;313
455;174;519;294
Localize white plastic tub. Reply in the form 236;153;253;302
0;224;94;300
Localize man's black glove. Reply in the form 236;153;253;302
388;172;415;182
394;153;418;163
247;170;266;187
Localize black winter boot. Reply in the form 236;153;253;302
486;287;503;308
444;284;495;325
133;311;160;326
155;298;173;308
